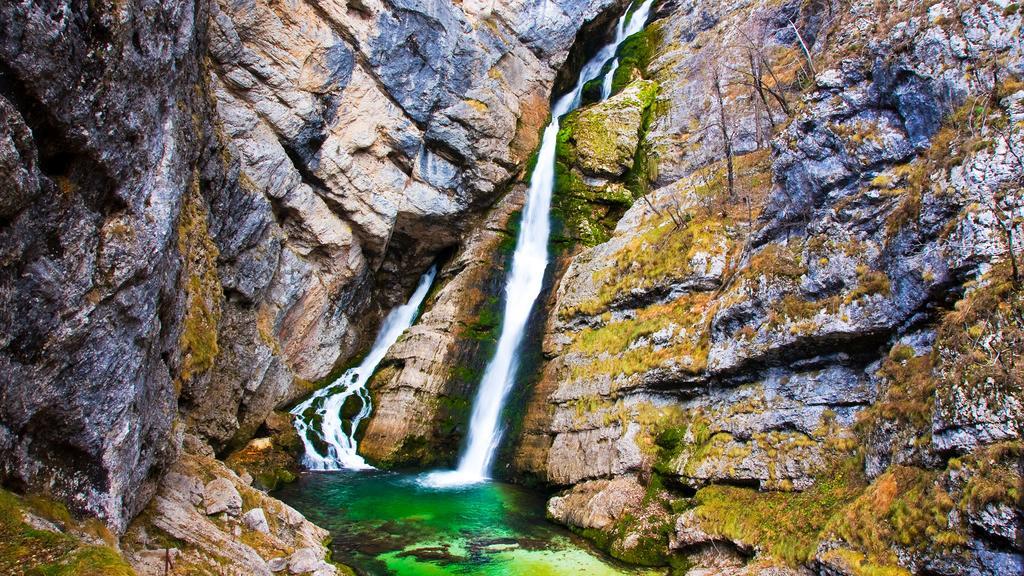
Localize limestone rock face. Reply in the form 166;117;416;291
360;188;525;467
513;0;1024;574
179;0;629;452
546;476;644;530
0;0;205;532
560;80;658;178
123;447;336;576
0;0;624;536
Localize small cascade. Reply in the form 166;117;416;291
292;266;437;471
601;0;655;100
423;0;655;488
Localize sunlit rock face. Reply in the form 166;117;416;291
508;0;1024;573
0;0;622;534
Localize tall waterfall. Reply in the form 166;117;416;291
602;0;656;99
292;266;436;470
424;0;655;487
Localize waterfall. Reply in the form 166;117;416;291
292;266;437;471
423;0;655;488
602;0;655;100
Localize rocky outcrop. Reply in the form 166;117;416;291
122;444;346;576
360;187;524;466
560;80;658;178
515;0;1024;574
0;0;628;539
554;77;659;245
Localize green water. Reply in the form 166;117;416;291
275;471;664;576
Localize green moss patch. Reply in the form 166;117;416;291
684;457;865;566
0;489;134;576
611;26;662;95
176;174;223;383
552;80;659;247
225;412;304;491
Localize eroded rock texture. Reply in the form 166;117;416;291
122;442;339;576
355;1;632;467
193;0;624;450
0;0;208;532
509;0;1024;573
0;0;624;541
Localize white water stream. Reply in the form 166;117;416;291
424;0;655;487
292;266;436;470
603;0;655;99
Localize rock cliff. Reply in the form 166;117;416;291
507;0;1023;573
0;0;626;569
2;0;1022;574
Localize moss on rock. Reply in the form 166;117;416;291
552;79;659;247
224;412;304;491
611;26;662;95
687;457;866;566
557;79;658;178
0;489;134;576
176;174;223;384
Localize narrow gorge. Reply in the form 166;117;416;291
0;0;1021;575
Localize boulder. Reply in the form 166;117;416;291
204;478;242;516
559;80;659;178
546;476;644;530
287;547;337;575
242;508;270;534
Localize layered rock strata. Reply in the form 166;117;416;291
0;0;626;557
513;0;1024;573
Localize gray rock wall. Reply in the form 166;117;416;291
0;0;624;533
515;0;1024;573
0;0;210;532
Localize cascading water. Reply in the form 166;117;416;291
424;0;655;488
602;0;655;99
292;266;436;470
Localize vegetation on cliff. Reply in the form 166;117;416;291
530;1;1024;575
0;489;134;576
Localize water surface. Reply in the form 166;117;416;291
276;471;664;576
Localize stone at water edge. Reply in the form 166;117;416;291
288;547;338;575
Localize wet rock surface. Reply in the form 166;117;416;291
360;188;525;467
